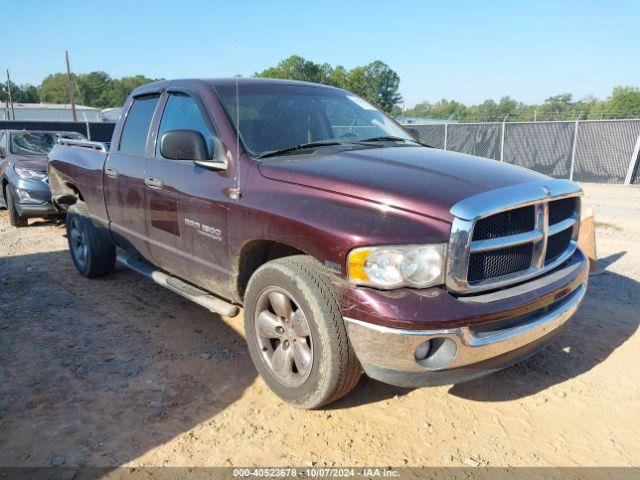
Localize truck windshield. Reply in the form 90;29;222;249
215;83;413;158
10;132;84;156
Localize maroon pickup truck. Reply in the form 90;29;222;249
48;78;588;408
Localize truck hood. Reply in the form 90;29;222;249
258;146;547;222
12;154;48;170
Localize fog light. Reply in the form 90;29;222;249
414;337;457;369
15;189;31;202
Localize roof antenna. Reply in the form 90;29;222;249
231;40;242;200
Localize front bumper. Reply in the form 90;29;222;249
15;201;59;218
9;177;58;218
343;249;588;388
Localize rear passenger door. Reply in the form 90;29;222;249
104;93;160;260
0;132;7;207
145;87;235;295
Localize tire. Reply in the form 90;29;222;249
65;202;116;278
244;255;362;409
7;188;28;228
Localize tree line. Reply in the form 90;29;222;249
0;72;160;109
2;55;640;122
403;87;640;122
255;55;402;113
0;55;403;114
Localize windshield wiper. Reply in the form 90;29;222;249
258;141;347;159
356;136;432;147
358;135;407;142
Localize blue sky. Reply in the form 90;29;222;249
4;0;639;107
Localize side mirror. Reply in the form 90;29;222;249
406;127;421;141
160;129;211;161
0;146;6;158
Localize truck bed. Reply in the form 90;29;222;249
48;139;110;225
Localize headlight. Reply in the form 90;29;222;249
14;166;47;180
347;244;447;289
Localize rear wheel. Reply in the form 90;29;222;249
7;188;28;228
66;202;116;278
244;255;362;409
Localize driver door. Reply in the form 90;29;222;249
145;87;235;295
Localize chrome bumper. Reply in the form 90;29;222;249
344;281;587;386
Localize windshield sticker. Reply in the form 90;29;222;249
347;96;376;111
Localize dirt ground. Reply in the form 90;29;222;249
0;183;638;468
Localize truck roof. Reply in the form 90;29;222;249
131;77;344;97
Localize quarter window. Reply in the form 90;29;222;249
119;94;160;156
156;93;214;158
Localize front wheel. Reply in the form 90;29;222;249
244;255;362;409
66;202;116;278
7;188;28;228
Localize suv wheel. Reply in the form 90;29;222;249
7;188;28;228
66;202;116;278
244;255;362;409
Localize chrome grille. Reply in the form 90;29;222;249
446;179;582;294
468;243;534;283
548;197;577;225
472;205;535;240
545;228;573;265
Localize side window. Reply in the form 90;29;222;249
0;133;6;149
156;93;214;158
119;94;160;156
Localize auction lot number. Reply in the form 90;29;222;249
233;468;399;478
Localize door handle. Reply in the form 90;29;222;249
145;177;164;189
105;167;119;178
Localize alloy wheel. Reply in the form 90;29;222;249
253;287;313;387
69;216;88;268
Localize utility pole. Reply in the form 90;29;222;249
6;70;15;120
3;72;9;120
65;50;77;122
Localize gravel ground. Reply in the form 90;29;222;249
0;183;638;468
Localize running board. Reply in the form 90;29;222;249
116;253;239;317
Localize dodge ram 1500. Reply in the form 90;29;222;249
48;78;588;408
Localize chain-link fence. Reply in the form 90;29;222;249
4;118;639;184
405;120;640;185
0;120;115;143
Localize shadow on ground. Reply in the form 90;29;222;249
26;216;64;228
0;250;256;468
1;248;637;466
449;252;638;401
332;252;637;407
329;377;411;410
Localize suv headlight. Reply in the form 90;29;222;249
14;166;47;180
347;244;447;289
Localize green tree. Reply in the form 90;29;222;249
406;100;434;117
76;71;111;108
20;84;40;103
346;61;402;113
430;99;467;120
539;93;575;120
326;65;348;89
37;72;157;108
258;55;330;84
38;73;73;104
103;75;158;107
255;55;403;113
607;86;640;116
0;81;40;103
